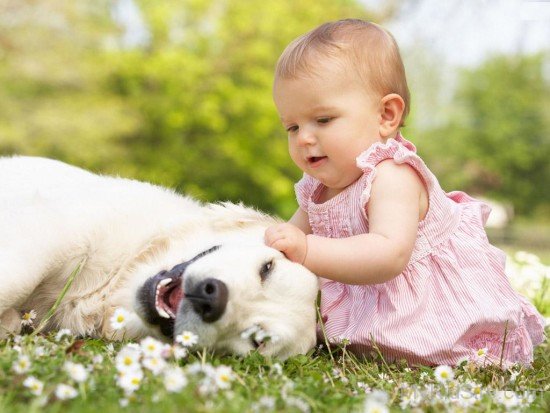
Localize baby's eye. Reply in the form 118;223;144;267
286;125;298;133
317;117;333;124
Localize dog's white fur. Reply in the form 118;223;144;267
0;156;318;359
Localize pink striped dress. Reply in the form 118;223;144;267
295;134;545;367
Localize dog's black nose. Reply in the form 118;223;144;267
186;278;228;323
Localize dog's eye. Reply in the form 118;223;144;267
259;260;274;281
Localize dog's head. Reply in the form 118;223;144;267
133;243;319;359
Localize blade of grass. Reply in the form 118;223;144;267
316;305;334;363
31;257;87;336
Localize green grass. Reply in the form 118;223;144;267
0;329;548;413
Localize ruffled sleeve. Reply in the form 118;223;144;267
294;173;317;212
355;134;430;213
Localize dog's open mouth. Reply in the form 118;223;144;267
137;246;221;339
155;276;184;319
137;267;187;337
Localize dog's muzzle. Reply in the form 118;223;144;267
137;245;225;339
184;278;228;323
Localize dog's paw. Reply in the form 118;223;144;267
0;308;22;338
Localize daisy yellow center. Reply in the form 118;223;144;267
441;371;448;378
23;313;32;320
220;374;229;382
117;315;125;322
124;357;133;365
131;378;140;385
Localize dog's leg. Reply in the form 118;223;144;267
0;248;56;317
0;308;22;338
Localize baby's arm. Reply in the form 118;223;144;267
266;161;425;285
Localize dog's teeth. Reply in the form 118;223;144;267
158;278;172;287
156;306;170;319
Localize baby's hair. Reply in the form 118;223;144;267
275;19;410;125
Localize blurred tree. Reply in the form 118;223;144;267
0;0;372;217
0;0;134;167
107;0;371;217
6;1;547;219
413;54;550;217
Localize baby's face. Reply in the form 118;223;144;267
273;63;384;195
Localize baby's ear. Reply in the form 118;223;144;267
379;94;405;138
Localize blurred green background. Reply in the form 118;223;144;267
1;0;549;253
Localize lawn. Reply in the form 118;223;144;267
1;251;548;413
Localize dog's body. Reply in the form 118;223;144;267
0;157;318;358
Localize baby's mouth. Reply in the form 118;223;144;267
307;156;327;164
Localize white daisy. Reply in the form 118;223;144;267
256;396;276;409
23;376;44;396
475;347;488;361
117;369;144;394
34;346;47;358
271;363;283;376
434;365;455;383
110;307;130;330
12;355;31;374
163;367;188;393
214;365;234;389
55;383;78;400
105;343;115;355
160;343;172;359
143;356;167;376
55;329;72;341
509;370;520;383
92;354;104;364
175;331;199;347
64;361;89;383
369;390;389;404
115;346;142;372
172;346;188;360
140;336;163;358
520;392;536;407
399;390;423;409
455;390;478;408
456;356;470;367
186;362;204;375
495;391;521;409
286;396;311;413
21;309;37;326
464;380;484;397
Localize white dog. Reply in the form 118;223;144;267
0;156;318;359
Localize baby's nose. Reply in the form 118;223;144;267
296;129;316;146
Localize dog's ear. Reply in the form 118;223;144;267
205;202;280;230
133;236;170;266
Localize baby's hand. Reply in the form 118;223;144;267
264;223;307;264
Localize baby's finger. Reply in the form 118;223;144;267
264;230;285;247
269;238;291;254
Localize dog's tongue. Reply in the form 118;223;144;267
168;286;184;310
